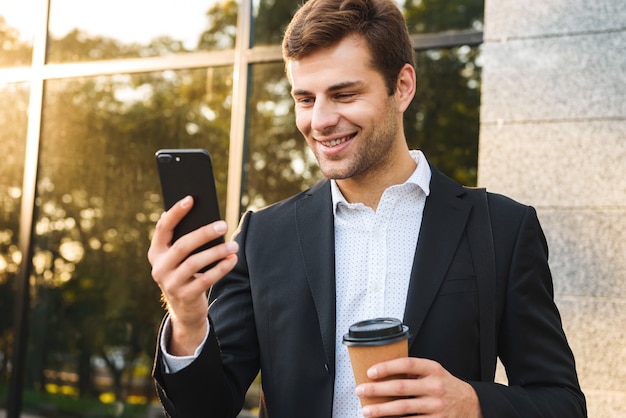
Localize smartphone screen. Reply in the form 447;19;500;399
155;148;224;272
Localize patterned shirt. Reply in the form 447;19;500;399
332;150;430;417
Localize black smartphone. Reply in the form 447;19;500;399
155;148;224;272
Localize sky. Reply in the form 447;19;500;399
1;0;218;48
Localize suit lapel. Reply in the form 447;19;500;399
404;167;472;348
294;180;337;375
291;171;472;367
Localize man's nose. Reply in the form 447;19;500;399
311;99;339;132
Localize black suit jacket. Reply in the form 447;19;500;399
153;166;586;418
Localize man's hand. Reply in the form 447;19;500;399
355;357;483;418
148;195;239;356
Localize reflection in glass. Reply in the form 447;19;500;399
20;67;231;415
402;0;484;34
252;0;299;47
0;2;36;67
47;0;238;63
0;83;28;390
406;46;481;185
252;0;484;47
243;62;322;211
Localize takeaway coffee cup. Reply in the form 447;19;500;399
342;317;410;406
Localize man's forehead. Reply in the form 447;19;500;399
285;35;370;76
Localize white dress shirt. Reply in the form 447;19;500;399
331;150;430;417
161;150;431;417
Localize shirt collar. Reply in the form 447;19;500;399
330;150;431;214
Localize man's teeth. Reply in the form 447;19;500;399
323;137;349;147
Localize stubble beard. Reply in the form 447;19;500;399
314;100;399;181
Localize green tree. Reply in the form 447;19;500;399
253;0;299;46
0;15;32;66
405;46;481;185
404;0;484;33
16;15;233;407
28;62;232;404
0;80;29;388
197;0;238;50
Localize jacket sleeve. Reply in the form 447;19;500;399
152;211;259;418
153;319;236;418
471;203;587;417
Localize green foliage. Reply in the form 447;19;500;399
253;0;299;46
198;0;238;50
404;0;484;33
405;46;481;185
0;15;32;66
0;385;151;417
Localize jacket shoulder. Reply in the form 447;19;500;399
248;179;330;218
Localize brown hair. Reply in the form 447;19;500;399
282;0;415;95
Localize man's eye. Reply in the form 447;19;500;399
336;93;355;100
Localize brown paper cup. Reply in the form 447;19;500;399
346;338;408;406
342;318;410;407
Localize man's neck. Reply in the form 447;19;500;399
335;150;417;211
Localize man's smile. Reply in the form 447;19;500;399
317;133;356;148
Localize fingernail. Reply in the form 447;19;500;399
355;385;364;396
367;367;378;378
180;195;192;207
362;406;371;417
213;220;227;234
225;241;238;252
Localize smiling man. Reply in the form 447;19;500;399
148;1;587;417
288;34;417;211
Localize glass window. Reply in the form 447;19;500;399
243;62;322;211
252;0;299;47
252;0;485;47
402;0;484;33
0;2;36;67
406;46;481;185
47;0;239;63
19;67;231;415
0;83;29;390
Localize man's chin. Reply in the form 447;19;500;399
320;167;354;181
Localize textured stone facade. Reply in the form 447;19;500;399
478;0;626;416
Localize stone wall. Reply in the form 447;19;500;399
478;0;626;416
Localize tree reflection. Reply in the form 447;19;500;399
1;6;234;409
404;0;484;33
0;15;32;66
0;80;28;388
27;63;232;405
198;0;238;51
46;0;238;63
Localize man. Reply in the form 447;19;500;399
148;0;587;417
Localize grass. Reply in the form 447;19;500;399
0;387;153;418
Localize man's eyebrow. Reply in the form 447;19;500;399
291;80;365;96
327;80;365;92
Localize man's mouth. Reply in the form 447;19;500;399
319;134;354;148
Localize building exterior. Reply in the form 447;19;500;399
478;0;626;416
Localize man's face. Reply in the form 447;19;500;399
287;35;405;181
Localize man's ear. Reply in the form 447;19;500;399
395;63;416;112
